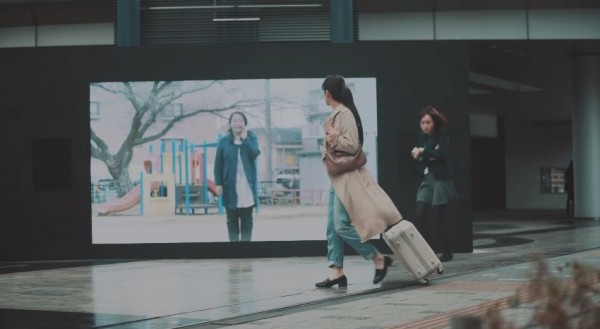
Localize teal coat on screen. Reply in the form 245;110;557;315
214;132;261;209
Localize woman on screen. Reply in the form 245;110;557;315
411;106;458;262
214;111;261;242
316;74;401;288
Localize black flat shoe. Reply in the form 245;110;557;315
440;253;453;262
373;256;393;284
315;275;347;288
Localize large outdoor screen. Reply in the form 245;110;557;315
90;78;377;243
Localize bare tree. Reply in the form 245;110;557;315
91;81;258;197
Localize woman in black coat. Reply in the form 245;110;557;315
411;106;458;262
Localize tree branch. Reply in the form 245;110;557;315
155;81;173;95
118;110;144;156
91;83;123;95
134;101;257;146
137;101;171;138
122;82;143;113
92;82;144;113
160;81;219;105
90;128;111;161
137;81;221;138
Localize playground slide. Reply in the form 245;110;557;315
97;185;141;215
97;181;219;216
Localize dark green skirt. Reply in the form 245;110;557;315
416;173;459;205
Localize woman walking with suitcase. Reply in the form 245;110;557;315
411;106;459;262
315;74;401;288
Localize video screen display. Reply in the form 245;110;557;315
91;78;377;243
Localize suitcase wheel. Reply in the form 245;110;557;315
437;267;444;275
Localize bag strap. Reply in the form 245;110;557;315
330;110;342;125
329;109;362;147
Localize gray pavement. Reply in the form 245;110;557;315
0;217;598;328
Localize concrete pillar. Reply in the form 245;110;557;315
572;55;600;219
330;0;353;43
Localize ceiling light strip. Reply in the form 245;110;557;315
237;4;323;8
212;18;261;22
145;6;235;10
144;4;323;10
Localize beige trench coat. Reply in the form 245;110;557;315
323;105;403;242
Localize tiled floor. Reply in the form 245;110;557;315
0;218;598;329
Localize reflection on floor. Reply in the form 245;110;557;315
1;214;598;329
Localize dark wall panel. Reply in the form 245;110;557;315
471;118;507;210
0;42;471;260
32;138;72;191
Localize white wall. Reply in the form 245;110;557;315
504;119;572;210
529;9;600;40
436;10;527;40
0;26;36;48
360;9;600;41
0;23;114;48
358;12;434;40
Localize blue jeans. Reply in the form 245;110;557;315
327;187;379;268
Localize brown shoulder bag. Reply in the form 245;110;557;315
323;112;367;176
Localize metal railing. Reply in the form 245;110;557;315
259;188;327;206
90;184;120;204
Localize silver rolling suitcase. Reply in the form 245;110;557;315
382;220;444;283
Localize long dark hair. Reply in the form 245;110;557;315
227;111;248;135
321;74;364;145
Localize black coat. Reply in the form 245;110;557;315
415;130;454;180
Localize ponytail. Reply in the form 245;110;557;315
341;86;364;146
322;74;365;145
